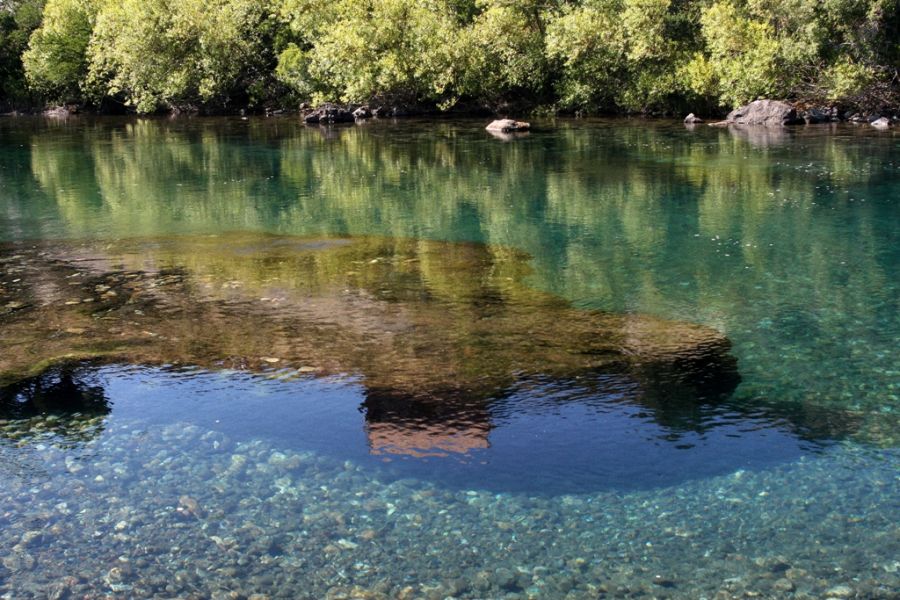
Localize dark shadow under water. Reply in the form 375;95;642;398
0;359;834;494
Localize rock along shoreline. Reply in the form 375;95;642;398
4;98;896;129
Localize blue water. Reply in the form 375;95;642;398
2;363;818;494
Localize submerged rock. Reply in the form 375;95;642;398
824;584;854;597
773;578;795;592
871;117;891;128
0;235;749;456
177;495;202;517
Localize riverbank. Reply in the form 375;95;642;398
5;99;898;130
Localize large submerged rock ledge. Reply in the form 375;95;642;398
0;234;735;402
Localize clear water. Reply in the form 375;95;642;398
0;117;897;598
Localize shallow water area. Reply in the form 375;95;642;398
0;116;898;598
0;397;897;599
0;361;827;494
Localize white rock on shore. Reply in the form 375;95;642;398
486;119;530;133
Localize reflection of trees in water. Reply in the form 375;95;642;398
16;119;892;330
0;219;877;460
1;363;109;418
3;229;879;456
361;360;747;458
0;363;110;448
2;117;897;435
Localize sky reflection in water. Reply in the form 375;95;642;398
2;360;818;494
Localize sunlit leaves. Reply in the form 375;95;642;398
22;0;95;102
86;0;273;112
10;0;900;112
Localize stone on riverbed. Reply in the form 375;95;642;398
825;584;854;597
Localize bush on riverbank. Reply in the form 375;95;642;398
1;0;898;115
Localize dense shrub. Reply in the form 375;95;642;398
21;0;94;103
3;0;897;114
0;0;45;108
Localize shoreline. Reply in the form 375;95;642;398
2;111;897;135
3;97;898;126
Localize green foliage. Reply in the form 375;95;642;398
690;0;899;107
21;0;95;102
87;0;275;113
274;43;314;99
690;2;781;107
274;0;552;108
546;0;697;112
279;0;462;105
545;1;625;110
0;0;45;106
7;0;900;113
458;0;555;102
823;56;877;101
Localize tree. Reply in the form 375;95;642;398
21;0;95;103
686;0;899;108
0;0;45;107
457;0;557;106
8;0;900;113
276;0;463;107
87;0;276;113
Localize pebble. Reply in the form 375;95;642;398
19;531;42;547
773;578;794;592
0;408;895;599
825;585;854;597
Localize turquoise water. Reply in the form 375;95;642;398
0;116;898;598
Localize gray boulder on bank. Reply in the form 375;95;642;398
684;113;703;124
713;100;803;126
870;117;891;128
486;119;530;133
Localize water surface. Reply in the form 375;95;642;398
0;117;897;598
